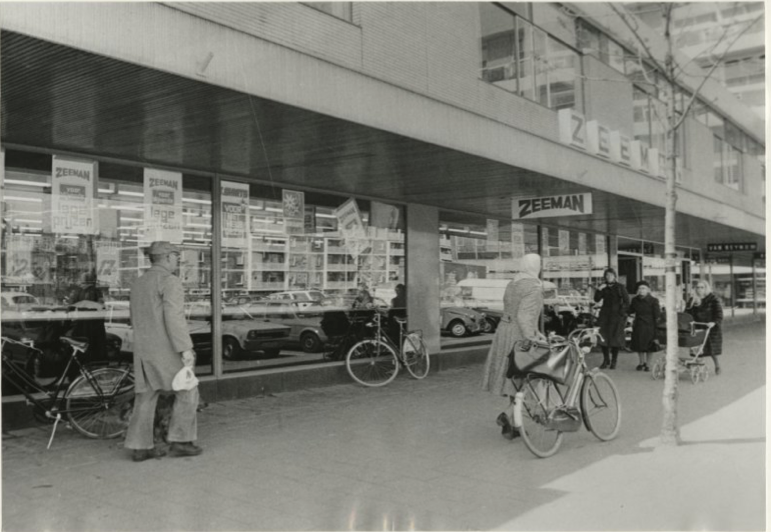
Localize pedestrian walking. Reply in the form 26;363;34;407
686;280;724;375
628;281;660;372
481;253;546;440
593;268;630;369
125;241;202;462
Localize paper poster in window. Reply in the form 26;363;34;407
5;235;35;284
143;168;183;244
596;233;606;255
559;230;570;254
578;232;587;256
95;240;120;287
51;155;98;235
334;198;369;258
511;223;526;259
179;249;199;286
221;181;249;248
486;219;500;252
283;190;305;219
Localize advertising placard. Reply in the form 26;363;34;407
596;233;606;255
95;240;120;287
558;230;570;254
541;227;550;257
5;235;34;283
221;181;249;248
51;155;98;235
486;219;499;252
578;232;587;255
510;223;526;259
513;193;593;220
143;168;183;244
179;249;200;285
334;198;369;258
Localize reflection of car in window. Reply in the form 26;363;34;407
0;292;41;310
240;302;328;353
439;306;485;337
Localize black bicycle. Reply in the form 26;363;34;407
1;335;135;448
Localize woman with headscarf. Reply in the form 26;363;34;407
628;280;660;372
686;280;724;375
593;268;630;369
481;253;546;440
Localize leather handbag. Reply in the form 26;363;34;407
507;340;572;385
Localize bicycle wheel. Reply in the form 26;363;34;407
65;368;135;439
402;333;429;380
345;339;398;387
518;377;564;458
580;372;621;441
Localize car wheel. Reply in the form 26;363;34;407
449;320;468;338
480;319;493;334
222;337;241;360
300;333;321;353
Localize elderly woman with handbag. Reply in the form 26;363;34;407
481;253;546;440
628;281;661;372
686;280;724;375
593;268;630;370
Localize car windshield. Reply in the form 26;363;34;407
12;295;37;305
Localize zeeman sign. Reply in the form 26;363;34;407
513;193;593;220
558;109;680;180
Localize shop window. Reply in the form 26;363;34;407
516;18;536;101
0;153;215;382
303;2;352;22
221;185;405;373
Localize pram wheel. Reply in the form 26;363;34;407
699;366;709;383
651;359;664;380
689;366;699;384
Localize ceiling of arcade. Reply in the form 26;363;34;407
0;31;760;250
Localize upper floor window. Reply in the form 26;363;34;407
480;4;578;111
303;2;352;22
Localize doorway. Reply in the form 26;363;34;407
618;255;641;294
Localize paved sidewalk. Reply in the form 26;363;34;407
2;322;766;531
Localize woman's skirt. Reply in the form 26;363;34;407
481;322;520;397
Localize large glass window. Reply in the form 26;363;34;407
221;187;405;373
479;4;518;92
517;18;536;101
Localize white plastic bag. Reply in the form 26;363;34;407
172;366;199;391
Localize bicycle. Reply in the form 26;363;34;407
320;309;376;362
345;310;429;387
1;335;135;449
510;327;621;458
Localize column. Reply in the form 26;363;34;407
406;204;440;353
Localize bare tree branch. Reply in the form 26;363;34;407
607;3;668;78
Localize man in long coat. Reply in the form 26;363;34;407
125;241;202;462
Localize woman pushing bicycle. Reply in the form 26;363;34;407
480;253;546;440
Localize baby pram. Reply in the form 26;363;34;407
650;312;714;384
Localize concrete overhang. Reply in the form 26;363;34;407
0;9;764;253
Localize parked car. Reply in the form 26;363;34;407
104;303;290;361
240;301;329;353
440;306;486;337
1;291;41;311
264;290;327;309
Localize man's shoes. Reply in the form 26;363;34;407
599;361;609;369
502;426;520;440
132;447;166;462
636;364;644;371
170;442;203;457
496;412;510;428
714;367;721;375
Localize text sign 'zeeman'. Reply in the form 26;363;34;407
513;193;593;220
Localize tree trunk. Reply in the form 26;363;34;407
660;8;681;446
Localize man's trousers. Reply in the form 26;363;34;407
124;387;198;450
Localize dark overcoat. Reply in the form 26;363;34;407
593;282;630;348
686;293;723;357
629;294;661;352
130;264;194;393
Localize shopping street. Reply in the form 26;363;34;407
1;320;764;531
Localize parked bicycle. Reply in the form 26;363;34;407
345;310;429;387
1;335;135;448
320;309;376;362
510;327;621;458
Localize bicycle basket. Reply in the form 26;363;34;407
507;341;572;385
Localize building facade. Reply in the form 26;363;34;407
0;3;765;407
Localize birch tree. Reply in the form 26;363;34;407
606;3;762;445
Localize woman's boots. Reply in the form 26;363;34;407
600;348;618;369
609;350;618;369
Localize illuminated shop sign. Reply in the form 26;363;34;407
513;193;593;220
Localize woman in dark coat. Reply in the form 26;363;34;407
628;281;660;372
686;280;724;375
593;268;630;369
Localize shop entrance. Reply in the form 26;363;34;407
618;254;642;294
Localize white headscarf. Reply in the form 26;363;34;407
513;253;542;284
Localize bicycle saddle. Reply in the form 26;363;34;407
60;336;89;350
